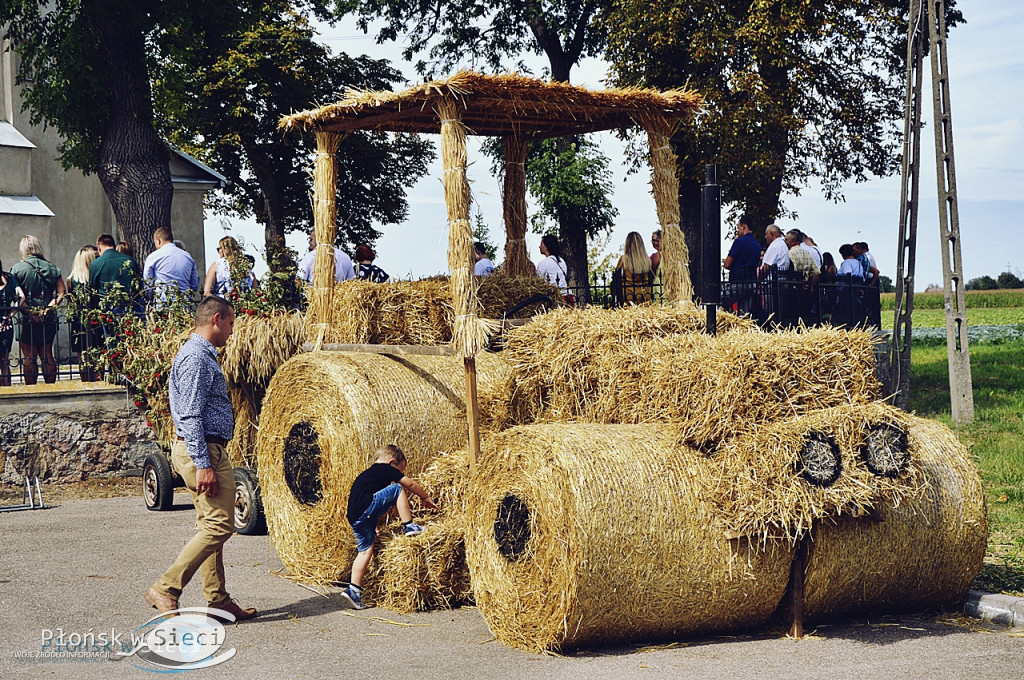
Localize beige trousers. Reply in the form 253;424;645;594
154;440;235;606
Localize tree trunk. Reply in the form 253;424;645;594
560;215;589;292
248;147;293;272
89;15;172;264
678;174;703;298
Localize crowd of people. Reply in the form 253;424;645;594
723;214;881;324
0;227;399;386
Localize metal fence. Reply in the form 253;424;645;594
1;306;79;385
562;268;882;329
1;270;881;384
0;305;115;385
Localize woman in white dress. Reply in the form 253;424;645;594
535;234;571;304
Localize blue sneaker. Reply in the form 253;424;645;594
340;585;367;610
403;522;425;537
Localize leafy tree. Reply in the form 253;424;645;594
342;0;616;287
342;0;607;82
997;272;1024;290
965;275;998;291
878;275;894;294
602;0;963;292
525;137;617;248
154;6;433;262
0;1;270;261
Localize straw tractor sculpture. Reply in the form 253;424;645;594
244;72;985;652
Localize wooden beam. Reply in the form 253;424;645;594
300;343;455;356
464;357;480;475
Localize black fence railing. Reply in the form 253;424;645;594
1;270;880;385
562;268;881;329
1;305;88;385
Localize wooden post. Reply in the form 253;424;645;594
437;96;485;473
464;357;480;475
788;537;808;639
643;114;694;303
502;134;530;276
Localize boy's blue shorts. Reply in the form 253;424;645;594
351;483;403;552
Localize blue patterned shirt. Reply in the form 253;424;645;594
168;333;233;469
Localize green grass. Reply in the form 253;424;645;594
881;307;1024;328
910;340;1024;596
882;288;1024;310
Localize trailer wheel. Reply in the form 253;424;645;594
143;453;175;511
233;467;267;535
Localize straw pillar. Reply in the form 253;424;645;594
644;114;694;303
502;134;530;276
437;96;488;473
309;132;341;338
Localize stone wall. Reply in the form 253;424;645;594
0;383;161;484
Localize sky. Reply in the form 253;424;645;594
204;1;1024;293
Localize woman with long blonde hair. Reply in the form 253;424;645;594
612;231;653;306
67;245;103;381
204;236;257;297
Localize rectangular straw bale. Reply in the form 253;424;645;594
221;311;307;387
364;516;473;613
324;274;561;345
501;305;754;424
227;387;259;469
702;402;924;543
595;326;884;447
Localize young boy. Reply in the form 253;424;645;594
342;444;439;609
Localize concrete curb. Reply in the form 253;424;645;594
964;590;1024;628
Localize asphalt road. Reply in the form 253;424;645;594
1;495;1020;679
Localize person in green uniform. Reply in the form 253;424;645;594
9;235;65;385
0;256;27;386
89;233;141;301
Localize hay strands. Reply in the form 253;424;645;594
300;343;456;356
341;612;431;628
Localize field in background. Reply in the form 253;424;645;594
882;289;1024;310
881;289;1024;329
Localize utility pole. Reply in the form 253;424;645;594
891;0;974;423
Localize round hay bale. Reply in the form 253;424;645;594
256;350;508;583
801;416;988;620
464;424;795;652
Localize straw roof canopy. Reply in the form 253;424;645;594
279;71;702;138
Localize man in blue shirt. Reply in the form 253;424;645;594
723;215;762;313
143;227;199;301
144;296;257;622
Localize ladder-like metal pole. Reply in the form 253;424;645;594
891;0;925;409
928;0;974;423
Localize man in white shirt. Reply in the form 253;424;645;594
298;231;355;283
760;224;790;275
